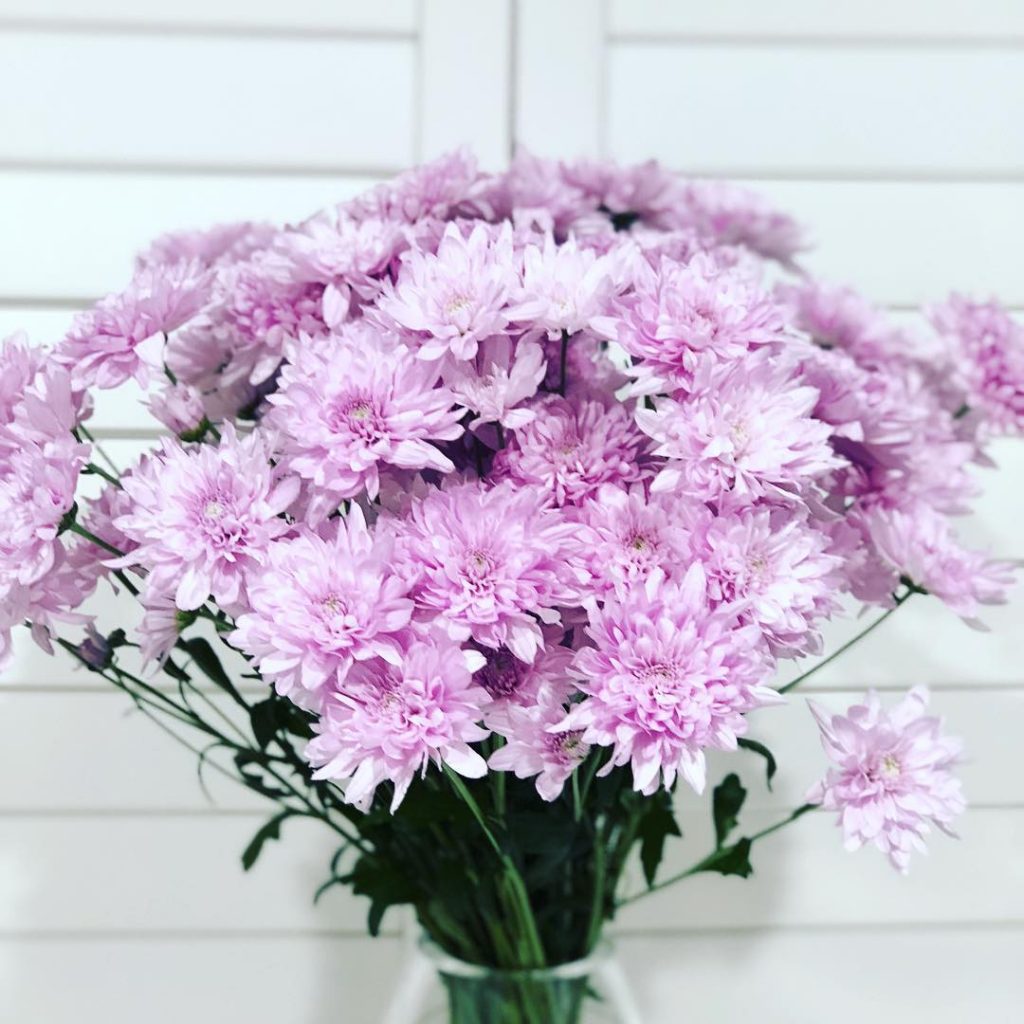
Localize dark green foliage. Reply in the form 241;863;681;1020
712;773;747;848
241;810;297;870
737;737;777;790
636;790;682;887
694;837;754;879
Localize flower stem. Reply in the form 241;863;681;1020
778;591;913;695
618;803;817;908
443;767;547;969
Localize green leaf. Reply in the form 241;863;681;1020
737;738;777;791
249;698;279;750
179;636;243;702
160;656;191;683
696;837;754;879
241;810;295;871
712;773;746;848
637;793;682;887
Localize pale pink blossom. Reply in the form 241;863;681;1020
231;506;414;710
306;639;490;811
114;424;298;612
559;566;780;795
267;325;464;520
808;687;965;873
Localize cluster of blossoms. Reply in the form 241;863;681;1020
2;151;1019;872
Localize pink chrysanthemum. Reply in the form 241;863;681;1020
376;222;516;361
609;253;787;396
636;354;840;504
489;681;589;801
495;395;651;506
444;336;547;430
671;181;805;263
574;483;699;595
268;326;464;520
115;424;298;612
928;294;1024;435
214;259;327;385
507;233;627;339
391;481;589;663
231;506;414;710
859;499;1016;625
697;507;842;657
559;565;779;795
57;260;212;389
305;639;490;812
0;333;48;427
343;150;487;224
808;687;965;873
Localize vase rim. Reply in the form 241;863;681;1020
418;935;614;981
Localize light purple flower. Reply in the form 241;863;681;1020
444;336;547;431
267;325;464;520
507;233;627;339
231;506;414;710
574;483;699;594
859;499;1017;625
57;260;212;389
559;565;780;795
697;506;842;657
305;638;490;812
489;682;589;801
114;424;298;612
636;354;840;504
495;395;651;506
146;381;207;436
808;687;965;873
609;253;787;396
928;294;1024;435
376;222;516;361
391;481;589;663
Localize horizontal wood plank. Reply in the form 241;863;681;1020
0;814;376;934
609;1;1024;41
4;927;1021;1023
607;44;1024;176
0;171;378;302
0;32;414;170
1;935;406;1023
0;1;417;33
0;809;1016;934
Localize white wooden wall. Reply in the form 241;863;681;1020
1;3;1022;1021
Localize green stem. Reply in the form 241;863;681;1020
618;803;818;907
78;425;122;478
444;767;547;969
778;592;913;694
85;461;122;489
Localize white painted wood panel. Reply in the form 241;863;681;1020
607;44;1024;176
419;0;512;168
609;1;1024;40
1;936;407;1024
4;928;1021;1024
0;1;417;33
4;689;1021;814
2;809;1017;936
0;32;415;170
0;171;377;302
0;814;376;934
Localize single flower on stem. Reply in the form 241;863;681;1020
807;687;965;873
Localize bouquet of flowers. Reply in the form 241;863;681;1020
2;151;1020;1022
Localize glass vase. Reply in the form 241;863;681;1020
384;937;642;1024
